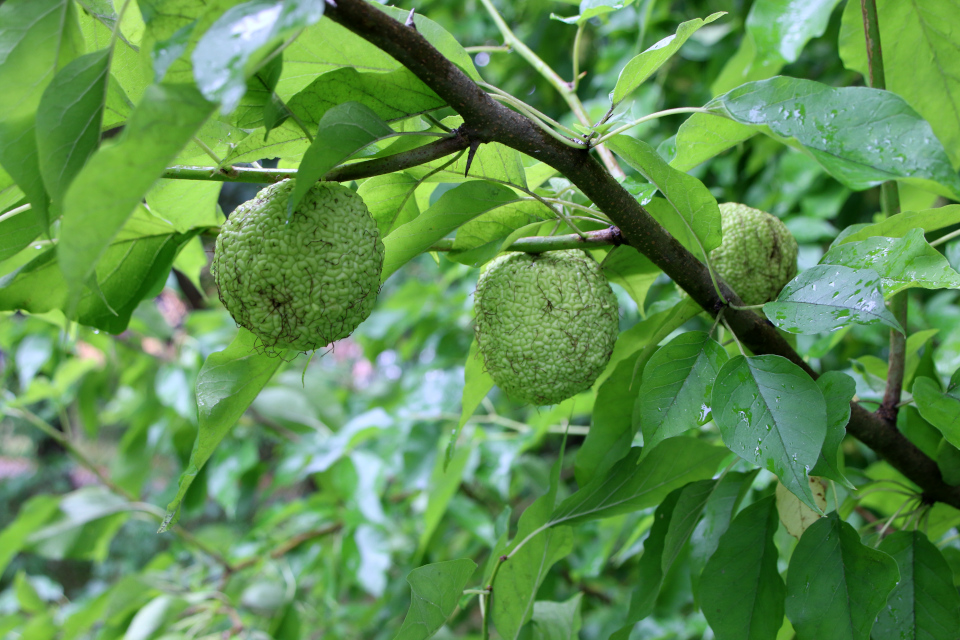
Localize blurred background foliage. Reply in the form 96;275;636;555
1;1;959;639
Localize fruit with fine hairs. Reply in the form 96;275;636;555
213;179;384;353
474;250;620;406
710;202;798;305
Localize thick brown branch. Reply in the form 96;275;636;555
323;0;960;510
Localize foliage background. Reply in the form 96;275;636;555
1;0;959;639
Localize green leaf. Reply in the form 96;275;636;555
611;13;726;105
449;200;551;268
576;350;643;487
191;0;325;113
706;77;960;198
913;376;960;448
611;479;714;639
601;246;660;312
356;172;422;237
382;181;519;281
609;489;682;639
59;83;213;303
0;0;84;229
785;512;900;640
0;208;198;333
159;328;283;531
701;496;783;640
374;5;480;82
875;530;960;640
0;204;43;264
288;67;444;130
144;179;223;232
447;339;493;464
939;440;960;486
637;331;728;454
417;441;471;558
689;470;759;597
36;49;111;214
14;572;46;614
668;112;755;172
0;495;60;576
809;371;856;487
605;135;722;254
763;265;904;334
531;595;583;640
492;466;573;640
394;559;477;640
821;229;960;296
712;0;842;95
837;205;960;245
712;354;827;511
289;101;394;215
839;0;960;168
551;437;727;526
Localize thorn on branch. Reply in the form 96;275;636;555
465;138;482;177
405;8;417;30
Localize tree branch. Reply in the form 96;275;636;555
161;133;469;184
323;0;960;510
860;0;907;423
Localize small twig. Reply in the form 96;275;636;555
930;226;960;248
722;317;746;356
0;202;32;224
465;45;511;53
593;107;709;145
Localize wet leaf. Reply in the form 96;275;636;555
712;354;826;511
706;77;960;198
763;264;903;334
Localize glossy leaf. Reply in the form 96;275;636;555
874;530;960;640
382;181;519;281
785;512;900;640
160;329;284;530
191;0;325;113
612;13;725;105
0;0;84;229
701;496;784;640
839;0;960;167
59;83;213;302
289;101;394;215
637;331;728;453
605;135;722;254
706;77;960;198
763;264;903;334
394;559;477;640
712;354;827;511
809;371;855;486
550;437;727;526
913;376;960;448
713;0;842;94
821;229;960;296
837;205;960;245
668;112;755;172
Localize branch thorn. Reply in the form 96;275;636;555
464;138;482;177
405;8;417;29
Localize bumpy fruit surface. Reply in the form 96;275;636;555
474;250;619;406
710;202;798;305
213;180;384;352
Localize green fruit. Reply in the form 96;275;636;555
710;202;798;305
474;250;620;405
213;180;384;353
